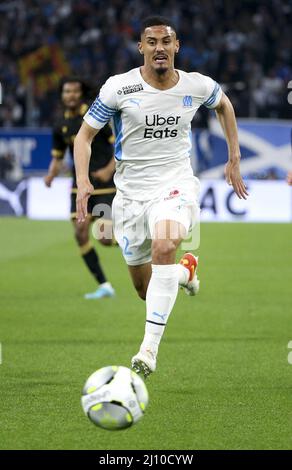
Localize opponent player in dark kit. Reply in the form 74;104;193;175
45;77;116;299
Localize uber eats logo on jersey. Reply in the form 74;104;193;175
144;114;181;139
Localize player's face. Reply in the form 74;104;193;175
139;25;179;74
62;82;83;109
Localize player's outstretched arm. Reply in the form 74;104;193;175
74;121;99;222
215;93;248;199
44;158;63;187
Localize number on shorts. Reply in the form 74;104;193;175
122;236;132;255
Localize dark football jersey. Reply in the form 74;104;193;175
51;103;115;189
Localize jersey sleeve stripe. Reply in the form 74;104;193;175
91;100;114;114
91;102;114;116
88;110;110;123
204;82;219;105
96;98;116;112
87;96;117;124
203;82;221;107
90;105;112;119
89;101;116;117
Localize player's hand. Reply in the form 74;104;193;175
225;160;248;199
287;171;292;186
44;174;54;187
91;168;112;183
76;180;94;223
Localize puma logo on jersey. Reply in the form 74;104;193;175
128;98;141;107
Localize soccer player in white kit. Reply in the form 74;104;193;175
74;16;248;377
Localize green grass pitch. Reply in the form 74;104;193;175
0;218;291;450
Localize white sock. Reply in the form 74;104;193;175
177;263;190;286
99;282;112;289
141;264;179;354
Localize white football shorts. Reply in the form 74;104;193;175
112;178;200;266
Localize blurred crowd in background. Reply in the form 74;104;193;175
0;0;292;127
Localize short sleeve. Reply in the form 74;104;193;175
51;127;66;159
202;76;222;109
84;77;118;130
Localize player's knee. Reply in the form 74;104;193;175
152;239;177;263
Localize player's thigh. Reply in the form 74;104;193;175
151;220;185;264
148;185;200;262
148;185;200;239
153;219;187;242
128;263;152;301
112;194;152;267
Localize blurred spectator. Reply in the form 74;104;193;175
245;166;288;180
0;152;14;179
0;0;291;126
253;67;285;118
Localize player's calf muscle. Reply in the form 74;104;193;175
128;265;151;300
135;284;147;301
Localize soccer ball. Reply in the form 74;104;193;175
81;365;149;430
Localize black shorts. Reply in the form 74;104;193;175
71;188;116;220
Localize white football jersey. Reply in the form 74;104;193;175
84;67;222;200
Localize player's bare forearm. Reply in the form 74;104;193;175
215;93;240;160
49;158;62;177
74;121;99;222
74;122;97;184
215;93;248;199
44;158;63;187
